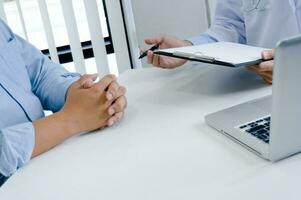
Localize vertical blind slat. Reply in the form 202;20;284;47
3;0;133;75
120;0;142;69
205;0;211;27
0;0;7;22
37;0;60;63
104;0;131;73
16;0;29;40
83;0;109;77
60;0;86;74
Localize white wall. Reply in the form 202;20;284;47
130;0;209;43
124;0;219;67
209;0;217;24
129;0;209;67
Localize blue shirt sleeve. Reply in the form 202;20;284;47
187;33;218;45
0;123;34;177
0;20;81;178
189;0;246;45
14;34;80;112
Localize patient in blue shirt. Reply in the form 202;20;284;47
0;20;127;186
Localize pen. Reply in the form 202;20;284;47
139;44;160;59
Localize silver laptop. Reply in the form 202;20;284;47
205;35;301;161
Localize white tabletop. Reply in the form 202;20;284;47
1;64;300;200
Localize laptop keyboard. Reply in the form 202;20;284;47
238;116;270;143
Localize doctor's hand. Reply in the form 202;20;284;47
248;50;274;84
144;34;192;69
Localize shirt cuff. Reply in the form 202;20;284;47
0;122;35;177
187;33;218;46
48;72;80;112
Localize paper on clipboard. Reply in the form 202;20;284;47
154;42;271;67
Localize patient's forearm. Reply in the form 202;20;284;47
30;75;127;158
31;111;78;158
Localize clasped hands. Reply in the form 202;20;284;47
62;74;127;134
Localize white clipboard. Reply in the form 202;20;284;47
154;42;272;67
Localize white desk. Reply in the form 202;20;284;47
1;64;300;200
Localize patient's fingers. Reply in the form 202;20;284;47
80;74;98;89
108;95;127;115
106;81;119;101
107;112;124;127
92;74;116;92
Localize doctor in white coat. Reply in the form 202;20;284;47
145;0;301;84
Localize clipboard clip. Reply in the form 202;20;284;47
173;51;217;62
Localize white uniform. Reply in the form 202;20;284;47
189;0;301;48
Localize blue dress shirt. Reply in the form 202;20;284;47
0;19;80;178
189;0;301;48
